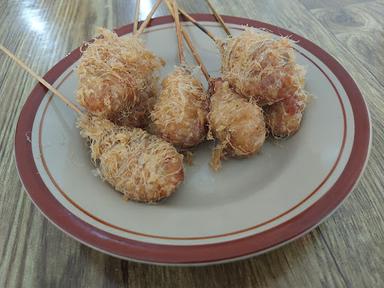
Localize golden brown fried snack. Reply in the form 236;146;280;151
208;81;266;171
78;114;184;203
220;28;305;106
264;90;308;138
151;66;209;149
76;28;164;128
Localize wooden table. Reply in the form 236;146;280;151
1;0;383;287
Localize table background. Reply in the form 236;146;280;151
0;0;383;287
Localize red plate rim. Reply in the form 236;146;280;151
14;14;371;265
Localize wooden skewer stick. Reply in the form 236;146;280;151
165;0;210;82
133;0;141;35
204;0;232;36
0;45;82;115
178;7;218;42
136;0;163;36
172;0;185;63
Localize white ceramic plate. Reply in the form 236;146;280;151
15;15;371;265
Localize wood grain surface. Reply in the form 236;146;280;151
0;0;383;287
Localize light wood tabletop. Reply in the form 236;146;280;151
1;0;383;287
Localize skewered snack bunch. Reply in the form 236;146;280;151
1;0;312;204
220;27;309;139
24;0;310;203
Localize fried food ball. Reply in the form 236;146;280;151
78;114;184;203
76;28;164;128
207;81;266;171
151;66;209;149
264;89;308;138
220;28;305;106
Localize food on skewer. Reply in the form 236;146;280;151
78;114;184;203
151;66;209;148
208;80;266;171
168;5;267;169
0;44;184;204
76;0;164;128
176;9;310;138
76;28;164;128
1;0;315;206
220;28;305;106
265;89;308;138
151;0;209;149
221;28;308;137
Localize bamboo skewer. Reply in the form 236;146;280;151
165;0;210;82
0;45;82;115
133;0;141;34
172;0;185;64
204;0;232;36
177;7;218;42
136;0;163;36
